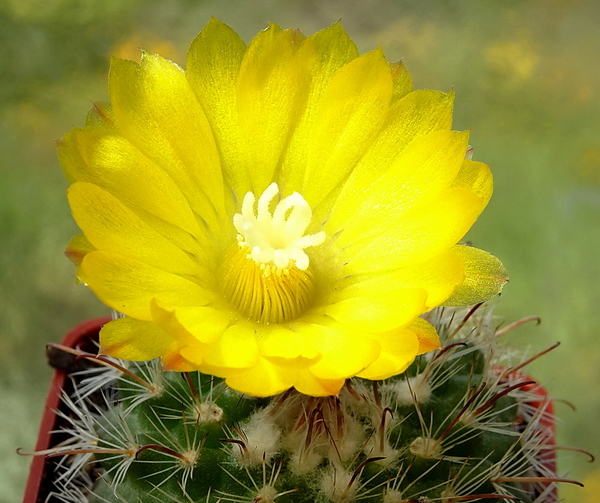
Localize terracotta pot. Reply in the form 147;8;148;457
23;317;111;503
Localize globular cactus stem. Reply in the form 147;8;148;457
32;305;586;503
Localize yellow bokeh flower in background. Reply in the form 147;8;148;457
59;19;507;397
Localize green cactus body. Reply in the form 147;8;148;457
45;307;557;502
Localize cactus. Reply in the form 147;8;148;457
37;304;570;503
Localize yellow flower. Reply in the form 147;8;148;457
59;19;507;397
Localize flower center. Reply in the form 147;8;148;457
220;183;325;324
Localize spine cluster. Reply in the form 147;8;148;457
36;306;574;503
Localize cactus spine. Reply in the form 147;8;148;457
41;306;560;502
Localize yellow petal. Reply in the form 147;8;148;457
302;21;357;72
57;130;89;184
68;182;199;276
279;21;359;193
60;126;205;253
378;88;454;154
65;233;95;267
298;320;381;380
443;245;508;306
330;91;454;219
389;61;413;102
357;327;420;380
236;23;305;195
321;288;427;332
409;317;442;355
330;129;469;240
451;159;493;206
163;351;199;372
199;322;260;369
78;251;213;320
100;316;177;361
150;299;232;346
179;324;262;373
345;187;485;272
225;357;298;397
85;101;115;128
261;325;321;360
134;51;226;213
294;370;345;397
172;344;205;366
186;18;249;197
109;54;225;225
341;251;465;310
300;48;393;208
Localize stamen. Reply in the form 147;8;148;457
220;244;315;323
222;183;324;323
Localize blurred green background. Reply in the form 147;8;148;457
1;0;599;501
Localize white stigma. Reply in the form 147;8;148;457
233;183;325;273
